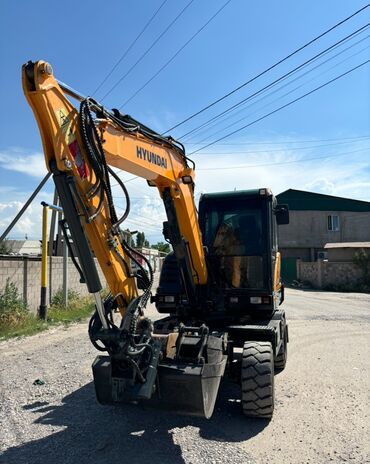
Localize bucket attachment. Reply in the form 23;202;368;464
92;326;227;419
153;353;226;418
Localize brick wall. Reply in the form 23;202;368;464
0;255;107;313
297;259;365;289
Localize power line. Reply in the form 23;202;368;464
193;138;370;155
184;135;370;146
115;207;165;231
163;3;370;134
180;25;369;141
96;8;169;95
110;175;139;189
185;34;370;142
92;0;168;96
188;59;370;155
196;147;369;171
119;0;232;109
100;0;195;102
115;196;163;201
192;40;370;144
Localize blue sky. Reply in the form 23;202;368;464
0;0;369;242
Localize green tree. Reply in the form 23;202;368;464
136;232;143;248
0;240;11;255
136;232;149;248
152;242;171;254
353;248;370;284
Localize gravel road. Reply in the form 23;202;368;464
0;288;369;464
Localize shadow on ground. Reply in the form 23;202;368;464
2;380;268;464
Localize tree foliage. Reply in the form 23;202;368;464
136;232;150;248
151;242;171;254
353;248;370;283
0;240;11;255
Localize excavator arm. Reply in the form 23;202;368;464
22;61;207;314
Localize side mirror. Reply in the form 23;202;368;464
275;204;289;225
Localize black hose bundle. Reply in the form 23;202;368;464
79;98;155;349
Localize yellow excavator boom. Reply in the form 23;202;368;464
22;60;207;317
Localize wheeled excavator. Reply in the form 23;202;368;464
22;60;289;419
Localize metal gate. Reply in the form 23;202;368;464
281;257;297;283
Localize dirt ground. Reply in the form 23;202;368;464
0;288;369;464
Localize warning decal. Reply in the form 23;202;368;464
56;108;75;145
56;108;89;179
68;139;89;179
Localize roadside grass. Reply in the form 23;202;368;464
0;281;94;340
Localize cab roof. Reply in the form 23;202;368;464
200;188;273;201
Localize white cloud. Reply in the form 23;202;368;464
113;190;166;241
0;193;54;240
192;141;370;201
304;178;335;195
0;149;46;178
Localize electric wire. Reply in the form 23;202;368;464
119;0;233;108
100;0;195;102
196;146;370;170
188;59;370;155
115;208;166;229
163;3;370;134
191;39;370;144
185;33;370;142
180;25;370;141
110;175;139;189
192;138;370;155
184;135;370;146
92;0;168;96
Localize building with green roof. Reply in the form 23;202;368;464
276;189;370;279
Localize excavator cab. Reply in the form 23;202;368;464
199;188;288;317
156;188;289;319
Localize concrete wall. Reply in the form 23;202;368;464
297;259;365;289
0;255;106;313
326;247;367;262
279;247;311;261
278;210;370;249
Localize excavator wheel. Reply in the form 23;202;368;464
274;329;288;371
241;341;274;419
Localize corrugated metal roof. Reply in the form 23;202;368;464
324;242;370;249
277;189;370;212
6;240;41;254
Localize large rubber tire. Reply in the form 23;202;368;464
241;341;274;419
274;329;288;371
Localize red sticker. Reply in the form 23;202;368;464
68;140;89;179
